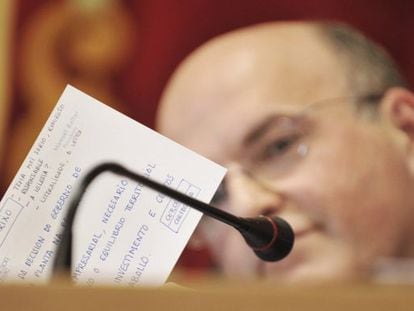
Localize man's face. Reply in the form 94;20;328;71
158;24;414;282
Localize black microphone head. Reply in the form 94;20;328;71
240;216;295;262
254;216;294;262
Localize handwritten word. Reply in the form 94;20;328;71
72;232;103;281
34;250;54;278
128;256;150;287
114;225;149;284
100;217;125;261
124;183;143;212
40;162;65;203
0;209;12;232
101;180;128;224
48;103;64;132
51;185;72;220
22;159;44;194
24;236;46;268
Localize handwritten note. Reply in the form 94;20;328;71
0;85;226;286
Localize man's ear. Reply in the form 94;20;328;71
380;87;414;140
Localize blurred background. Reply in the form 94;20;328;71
1;0;414;272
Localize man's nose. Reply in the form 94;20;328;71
225;164;284;218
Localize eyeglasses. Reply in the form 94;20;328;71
211;93;384;206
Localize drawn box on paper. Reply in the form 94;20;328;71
160;180;201;233
0;198;24;248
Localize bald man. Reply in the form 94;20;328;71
157;22;414;283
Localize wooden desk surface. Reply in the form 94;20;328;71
1;279;413;311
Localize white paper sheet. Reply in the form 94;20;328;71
0;85;226;286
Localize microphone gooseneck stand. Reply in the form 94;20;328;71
53;162;294;274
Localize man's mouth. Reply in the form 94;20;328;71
294;224;318;239
256;223;320;277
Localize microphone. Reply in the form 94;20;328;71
53;162;294;273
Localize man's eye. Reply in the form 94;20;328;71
262;135;298;159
